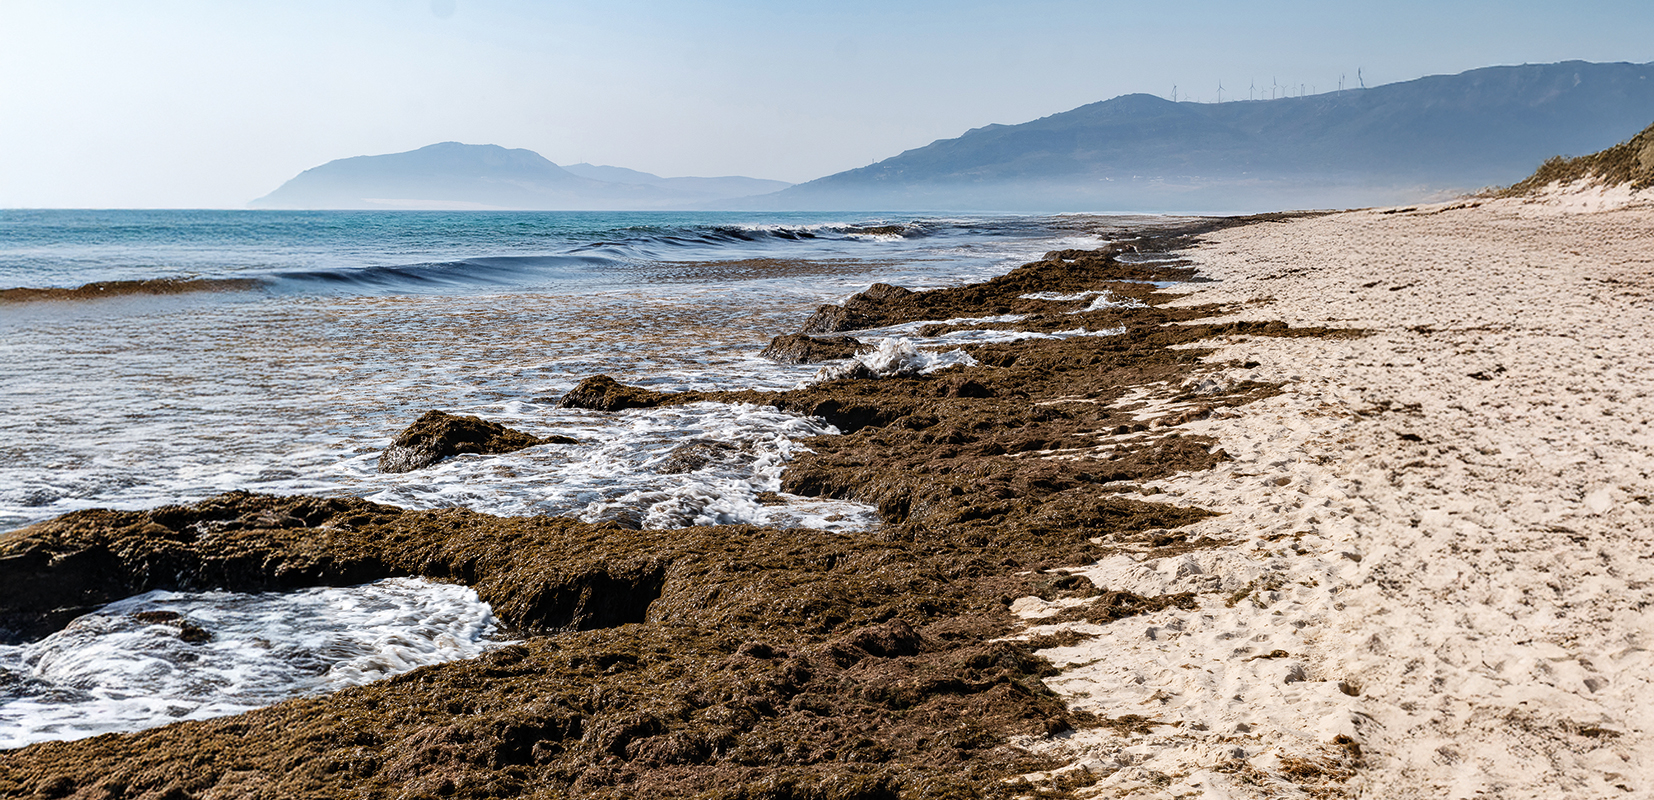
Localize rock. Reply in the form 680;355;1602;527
798;304;854;335
0;493;400;643
558;375;681;411
758;334;869;364
852;283;915;305
584;507;645;530
378;410;572;473
799;283;915;334
850;224;907;236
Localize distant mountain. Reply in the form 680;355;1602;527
250;143;790;210
758;60;1654;212
561;163;791;199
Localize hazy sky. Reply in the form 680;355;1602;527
3;0;1651;208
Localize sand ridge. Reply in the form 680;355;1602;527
1016;200;1654;798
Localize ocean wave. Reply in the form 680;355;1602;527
258;221;943;293
2;214;1054;299
263;255;609;293
0;211;1129;538
567;220;934;261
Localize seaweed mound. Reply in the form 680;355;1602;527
0;277;264;304
378;410;573;473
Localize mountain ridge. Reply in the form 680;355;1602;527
560;163;791;199
756;60;1654;211
253;61;1654;213
250;143;791;210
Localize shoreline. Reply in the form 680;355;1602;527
5;199;1647;797
0;215;1318;797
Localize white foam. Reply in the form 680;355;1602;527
1052;326;1129;337
931;325;1129;345
340;401;876;531
805;321;1128;384
811;337;980;383
849;325;1132;351
1017;289;1144;313
1078;292;1144;312
926;329;1058;344
1020;290;1106;301
0;577;505;749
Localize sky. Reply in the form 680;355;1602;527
2;0;1651;208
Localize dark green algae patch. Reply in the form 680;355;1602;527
0;213;1354;800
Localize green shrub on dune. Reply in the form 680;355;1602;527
1505;120;1654;194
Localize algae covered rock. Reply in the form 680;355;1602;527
558;375;682;411
758;333;868;364
378;410;572;473
799;283;914;334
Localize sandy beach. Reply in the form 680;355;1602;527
1018;195;1654;798
7;196;1654;797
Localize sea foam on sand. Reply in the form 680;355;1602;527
1013;198;1654;798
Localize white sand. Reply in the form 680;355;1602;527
1014;195;1654;798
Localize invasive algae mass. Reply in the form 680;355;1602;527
759;334;871;365
0;277;265;303
0;214;1355;799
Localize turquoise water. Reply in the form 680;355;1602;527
0;209;1126;532
0;209;1066;291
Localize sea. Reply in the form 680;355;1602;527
0;208;1140;747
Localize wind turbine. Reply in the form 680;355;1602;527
1250;80;1256;101
1217;81;1224;103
